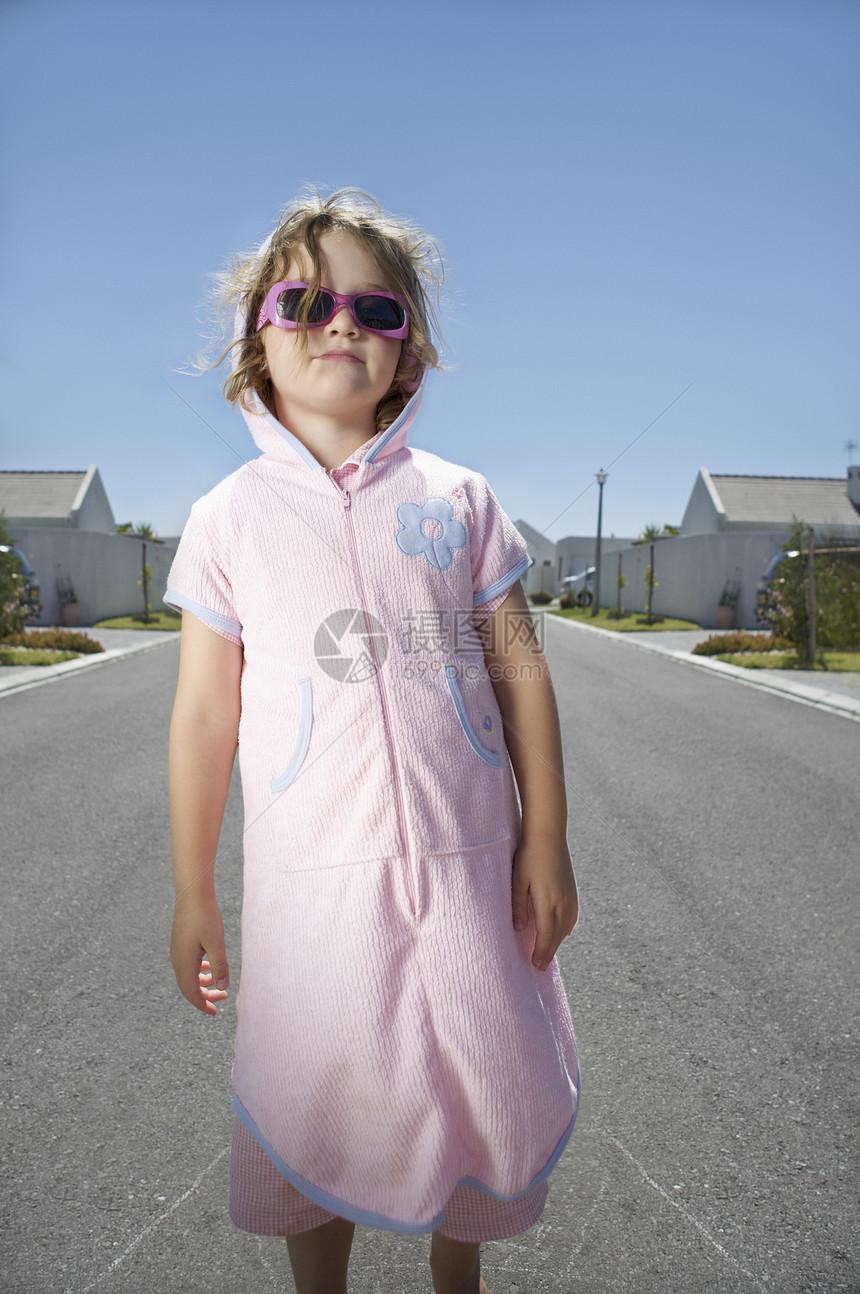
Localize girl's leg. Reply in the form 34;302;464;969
285;1216;356;1294
429;1230;489;1294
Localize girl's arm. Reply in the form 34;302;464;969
169;611;243;1015
477;581;578;971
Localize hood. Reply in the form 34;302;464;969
239;379;425;472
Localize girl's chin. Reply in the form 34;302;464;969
275;394;381;434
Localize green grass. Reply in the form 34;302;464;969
715;650;860;672
546;605;702;633
94;610;181;631
0;647;81;666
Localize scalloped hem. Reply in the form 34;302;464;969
231;1095;576;1237
229;1114;552;1241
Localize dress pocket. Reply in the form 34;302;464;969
443;663;502;768
269;677;313;792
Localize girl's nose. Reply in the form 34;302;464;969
326;305;359;335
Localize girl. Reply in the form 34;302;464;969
167;189;579;1294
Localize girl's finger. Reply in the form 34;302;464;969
531;904;563;970
511;870;530;934
193;955;228;1010
203;950;230;993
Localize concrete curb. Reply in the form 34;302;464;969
549;613;860;723
0;634;178;699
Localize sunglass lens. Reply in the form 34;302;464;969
276;288;306;322
276;287;335;324
306;289;335;324
355;295;406;332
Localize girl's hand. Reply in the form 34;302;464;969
511;836;578;972
170;894;230;1016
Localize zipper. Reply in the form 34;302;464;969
327;473;418;916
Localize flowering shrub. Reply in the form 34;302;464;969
693;632;792;657
0;629;103;653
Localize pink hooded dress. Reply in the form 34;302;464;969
165;381;579;1235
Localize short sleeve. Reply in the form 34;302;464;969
468;476;532;626
164;499;242;644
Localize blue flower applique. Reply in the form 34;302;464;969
395;497;467;571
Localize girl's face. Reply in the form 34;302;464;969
262;229;403;438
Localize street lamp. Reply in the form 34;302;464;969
591;469;607;618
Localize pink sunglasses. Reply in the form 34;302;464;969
256;281;409;339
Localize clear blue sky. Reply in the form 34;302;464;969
2;0;857;542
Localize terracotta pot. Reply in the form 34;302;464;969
716;604;735;630
60;601;80;628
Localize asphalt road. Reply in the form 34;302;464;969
1;624;857;1294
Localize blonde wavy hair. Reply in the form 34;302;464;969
214;188;445;432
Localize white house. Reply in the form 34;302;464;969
0;466;116;533
514;467;860;628
682;467;860;539
1;467;177;626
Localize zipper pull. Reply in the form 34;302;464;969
341;488;351;509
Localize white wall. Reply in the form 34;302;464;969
518;525;636;597
11;519;790;630
608;531;788;628
10;526;178;626
556;535;636;582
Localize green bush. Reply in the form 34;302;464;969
770;524;860;663
529;590;554;605
693;631;792;657
0;515;24;639
816;550;860;648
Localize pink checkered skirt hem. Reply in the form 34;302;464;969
229;1115;548;1243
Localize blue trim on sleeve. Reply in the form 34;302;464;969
473;553;531;607
163;589;242;639
269;678;313;793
